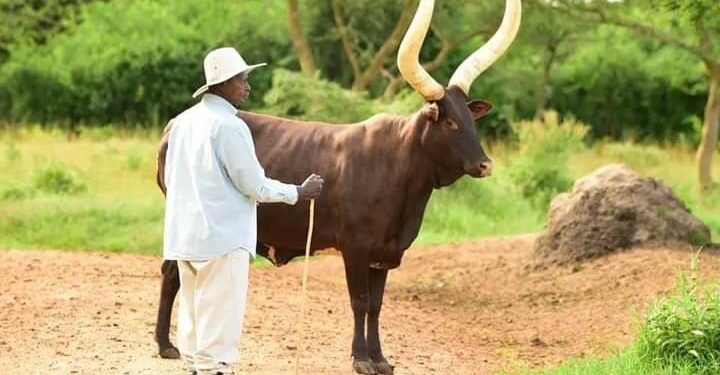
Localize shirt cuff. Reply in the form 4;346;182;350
286;184;299;205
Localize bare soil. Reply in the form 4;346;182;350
2;235;719;375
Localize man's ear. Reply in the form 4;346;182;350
467;100;492;120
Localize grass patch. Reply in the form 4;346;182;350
417;174;542;245
0;125;718;253
501;346;694;375
637;252;720;374
0;196;163;254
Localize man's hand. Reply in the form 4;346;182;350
297;173;324;200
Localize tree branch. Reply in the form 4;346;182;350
330;0;361;79
351;0;415;91
560;3;717;64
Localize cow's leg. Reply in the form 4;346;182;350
342;250;375;374
155;260;181;359
367;268;393;374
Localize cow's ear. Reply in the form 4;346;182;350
467;100;492;120
421;102;439;122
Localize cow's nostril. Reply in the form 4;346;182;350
479;161;494;176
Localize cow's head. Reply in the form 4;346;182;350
397;0;521;185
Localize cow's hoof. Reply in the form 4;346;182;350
158;345;181;359
352;359;377;374
372;360;394;375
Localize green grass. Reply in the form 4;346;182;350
417;172;543;245
0;125;718;254
0;196;163;254
0;126;164;254
636;253;720;375
500;346;696;375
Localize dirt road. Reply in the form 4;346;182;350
2;235;717;374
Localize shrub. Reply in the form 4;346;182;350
32;162;87;195
637;252;720;375
0;183;35;201
0;0;290;126
262;69;376;123
507;111;589;208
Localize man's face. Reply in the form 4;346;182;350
218;72;251;106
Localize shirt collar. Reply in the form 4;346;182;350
201;93;238;115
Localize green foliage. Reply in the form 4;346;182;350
0;0;290;125
0;182;35;201
0;0;99;62
502;346;695;375
507;112;588;208
0;0;713;149
3;137;21;166
32;162;87;194
548;26;705;142
637;253;720;375
262;69;376;122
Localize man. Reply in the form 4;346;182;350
163;47;323;375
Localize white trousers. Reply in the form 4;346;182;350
177;249;250;374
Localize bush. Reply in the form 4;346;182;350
32;162;87;195
0;0;290;126
262;69;376;123
0;183;35;201
637;253;720;375
507;111;589;208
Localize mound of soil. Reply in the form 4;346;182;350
534;164;710;266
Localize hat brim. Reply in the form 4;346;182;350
192;63;267;98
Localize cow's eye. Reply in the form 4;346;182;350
445;119;459;130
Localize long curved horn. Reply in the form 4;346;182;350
448;0;522;94
397;0;444;101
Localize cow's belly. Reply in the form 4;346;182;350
257;202;338;250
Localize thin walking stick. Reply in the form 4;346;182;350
294;198;315;375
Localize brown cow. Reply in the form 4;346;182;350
154;0;521;373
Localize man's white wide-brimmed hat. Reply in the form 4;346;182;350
192;47;266;98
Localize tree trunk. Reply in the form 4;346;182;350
534;44;557;121
287;0;317;75
697;62;720;192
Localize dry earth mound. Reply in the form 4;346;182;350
534;164;710;266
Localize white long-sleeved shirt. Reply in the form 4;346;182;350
163;94;298;261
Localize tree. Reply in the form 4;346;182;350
562;0;720;191
0;0;100;63
287;0;317;75
330;0;415;92
522;0;585;120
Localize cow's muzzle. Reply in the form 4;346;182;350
466;160;494;178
